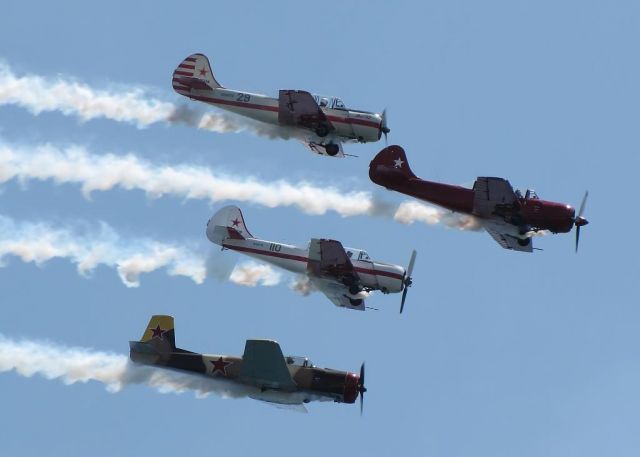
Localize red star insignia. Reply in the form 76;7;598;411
210;357;232;376
231;218;241;227
150;324;165;339
198;67;208;76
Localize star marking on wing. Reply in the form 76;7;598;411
394;158;404;168
150;324;165;339
198;67;208;76
231;218;241;227
210;357;232;376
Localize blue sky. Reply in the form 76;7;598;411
1;1;639;456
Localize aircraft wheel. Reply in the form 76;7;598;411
315;125;329;137
325;143;339;156
349;285;360;295
517;238;531;247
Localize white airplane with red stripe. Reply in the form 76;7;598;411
172;53;390;158
206;206;417;313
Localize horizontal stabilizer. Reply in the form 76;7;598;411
173;76;215;91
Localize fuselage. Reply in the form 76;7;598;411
371;166;576;234
186;86;383;143
221;236;405;294
129;343;359;404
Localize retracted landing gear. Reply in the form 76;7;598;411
325;143;339;156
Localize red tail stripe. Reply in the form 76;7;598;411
189;94;279;112
179;64;195;69
184;57;197;62
174;70;193;77
223;244;308;263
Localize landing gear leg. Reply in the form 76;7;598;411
315;125;329;137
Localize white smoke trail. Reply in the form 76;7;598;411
0;141;370;216
0;335;254;399
230;261;281;287
0;214;281;288
0;62;305;140
0;62;173;127
289;275;316;296
0;214;206;287
393;201;481;231
0;140;475;229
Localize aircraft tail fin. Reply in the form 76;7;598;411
206;205;255;245
369;145;417;186
172;53;223;97
129;315;177;363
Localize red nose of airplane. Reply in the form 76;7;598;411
343;372;360;404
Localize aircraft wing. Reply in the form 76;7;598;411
482;221;533;253
308;276;366;311
239;340;297;391
472;177;518;217
278;90;335;132
307;238;358;280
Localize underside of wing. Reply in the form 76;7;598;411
239;340;297;391
253;400;308;414
303;140;345;158
473;177;519;217
482;221;533;252
308;276;365;311
278;90;335;133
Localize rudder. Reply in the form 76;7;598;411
138;315;176;350
369;145;417;186
206;205;254;245
129;315;178;364
172;53;222;97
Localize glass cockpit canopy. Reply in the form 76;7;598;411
525;189;539;200
345;248;371;262
286;355;314;368
312;94;346;110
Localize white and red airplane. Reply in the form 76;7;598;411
172;53;390;157
206;206;416;313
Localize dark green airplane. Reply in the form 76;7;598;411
130;315;367;412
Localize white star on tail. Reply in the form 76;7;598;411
394;158;404;168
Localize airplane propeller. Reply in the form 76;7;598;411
358;362;367;416
400;250;417;314
381;109;390;145
574;191;589;253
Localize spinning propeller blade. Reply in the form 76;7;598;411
359;362;367;416
574;191;589;253
400;250;417;314
381;109;390;145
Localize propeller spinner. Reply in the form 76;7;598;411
574;191;589;253
400;250;417;314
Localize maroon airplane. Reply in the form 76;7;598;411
369;145;589;253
